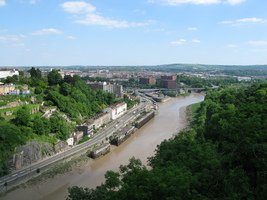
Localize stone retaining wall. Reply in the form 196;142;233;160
135;111;155;129
89;143;110;159
111;126;136;146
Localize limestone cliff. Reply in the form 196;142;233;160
10;140;56;171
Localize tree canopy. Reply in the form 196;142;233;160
67;83;267;200
0;70;118;177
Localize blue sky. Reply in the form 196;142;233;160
0;0;267;66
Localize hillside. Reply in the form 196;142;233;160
0;68;117;177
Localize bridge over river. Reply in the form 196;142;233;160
138;87;206;93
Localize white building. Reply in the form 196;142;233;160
0;68;19;79
237;77;251;82
87;81;124;98
104;102;127;120
67;137;74;146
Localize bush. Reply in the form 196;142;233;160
0;101;8;107
34;86;43;94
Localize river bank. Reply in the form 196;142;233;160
1;93;205;200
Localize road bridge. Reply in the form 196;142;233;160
138;88;206;93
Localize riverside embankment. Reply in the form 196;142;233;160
1;93;204;200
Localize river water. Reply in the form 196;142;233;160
2;93;204;200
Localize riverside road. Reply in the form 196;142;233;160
0;98;151;188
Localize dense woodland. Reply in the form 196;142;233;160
0;68;119;177
67;83;267;200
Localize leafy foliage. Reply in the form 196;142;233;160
28;67;42;79
0;70;118;177
0;121;26;176
47;69;63;85
67;83;267;200
177;75;238;88
45;75;115;119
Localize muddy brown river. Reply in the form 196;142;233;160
2;93;204;200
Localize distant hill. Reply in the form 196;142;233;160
11;64;267;71
155;64;267;70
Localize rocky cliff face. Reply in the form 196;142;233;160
0;101;25;110
30;105;40;114
10;140;56;171
0;100;40;116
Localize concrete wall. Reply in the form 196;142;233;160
135;111;155;129
89;143;110;159
111;126;136;146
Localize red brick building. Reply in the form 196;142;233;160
160;76;177;89
160;76;177;81
139;77;156;85
161;80;177;89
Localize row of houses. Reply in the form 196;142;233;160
0;84;31;95
67;102;127;146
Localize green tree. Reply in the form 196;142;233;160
67;84;267;200
29;67;42;79
60;82;72;96
32;117;50;135
34;86;43;94
4;76;17;84
13;106;31;127
0;121;26;176
47;69;62;86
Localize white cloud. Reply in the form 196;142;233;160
61;1;152;28
219;17;266;26
220;20;233;24
227;0;245;5
13;43;25;47
66;36;77;40
171;41;183;45
160;0;220;5
171;39;186;44
134;9;146;15
188;27;197;31
60;1;96;13
0;0;6;6
75;14;149;28
247;41;267;46
29;0;36;4
227;44;237;47
236;18;264;23
192;39;200;43
31;28;63;35
0;35;25;41
147;0;246;5
0;36;16;41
